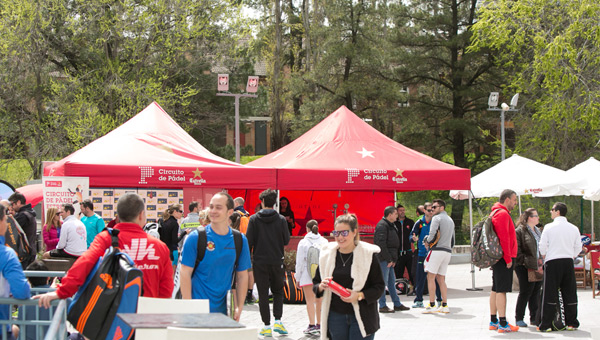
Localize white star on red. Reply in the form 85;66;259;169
356;147;375;158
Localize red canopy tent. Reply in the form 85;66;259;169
238;106;470;235
44;102;275;189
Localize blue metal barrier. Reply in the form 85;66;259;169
0;270;67;340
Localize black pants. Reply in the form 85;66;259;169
394;251;414;285
514;265;542;323
254;262;285;325
539;258;579;329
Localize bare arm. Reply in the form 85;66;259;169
234;270;249;321
180;264;193;299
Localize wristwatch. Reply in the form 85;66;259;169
357;292;364;301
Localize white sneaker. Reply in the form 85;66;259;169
439;305;450;313
422;304;440;314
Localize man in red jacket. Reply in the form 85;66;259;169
489;189;519;333
35;193;174;308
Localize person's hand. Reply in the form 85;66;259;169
233;306;242;322
340;290;359;304
387;262;394;268
185;229;191;234
33;292;59;309
506;261;512;269
319;277;332;292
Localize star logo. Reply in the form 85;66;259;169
356;147;374;158
394;169;404;178
192;168;203;179
294;207;326;236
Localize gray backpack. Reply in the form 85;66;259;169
471;209;503;268
306;240;321;279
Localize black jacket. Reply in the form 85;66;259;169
515;225;540;270
394;217;415;252
374;218;399;263
246;209;290;265
14;204;37;254
160;216;179;257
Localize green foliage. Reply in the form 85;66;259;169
470;0;600;167
0;159;33;188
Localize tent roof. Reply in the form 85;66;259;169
566;157;600;201
248;105;470;191
450;154;583;199
44;102;275;189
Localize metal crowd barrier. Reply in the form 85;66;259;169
0;271;67;340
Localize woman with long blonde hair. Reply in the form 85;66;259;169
43;207;61;251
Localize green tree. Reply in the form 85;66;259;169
386;0;502;227
0;0;244;176
470;0;600;167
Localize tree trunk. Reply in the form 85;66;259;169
271;0;285;150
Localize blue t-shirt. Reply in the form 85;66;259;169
181;225;251;314
81;214;106;248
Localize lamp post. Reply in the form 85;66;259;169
487;92;519;161
216;75;259;163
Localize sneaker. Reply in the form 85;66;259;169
310;324;321;336
566;326;578;331
273;321;288;335
303;325;315;335
497;323;519;333
412;301;424;308
515;320;528;327
438;305;449;313
489;321;499;330
394;304;410;311
260;327;272;337
537;327;552;332
423;305;439;314
379;306;395;313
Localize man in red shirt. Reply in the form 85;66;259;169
489;189;519;333
35;193;173;308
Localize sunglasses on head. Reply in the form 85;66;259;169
332;230;350;237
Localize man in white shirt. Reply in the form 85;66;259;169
43;204;87;259
538;202;582;332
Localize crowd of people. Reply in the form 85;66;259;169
0;188;589;339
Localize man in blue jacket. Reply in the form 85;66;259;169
0;204;31;340
410;202;441;308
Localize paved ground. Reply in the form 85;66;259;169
238;263;600;339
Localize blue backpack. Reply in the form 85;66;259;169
67;228;143;340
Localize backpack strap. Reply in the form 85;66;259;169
232;229;243;271
193;226;207;276
104;227;120;248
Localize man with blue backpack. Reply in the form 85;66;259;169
180;192;251;321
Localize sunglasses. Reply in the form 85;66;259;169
551;208;557;211
426;209;433;212
530;214;539;217
432;206;439;209
332;230;350;237
55;212;60;216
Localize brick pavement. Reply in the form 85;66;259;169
239;262;600;339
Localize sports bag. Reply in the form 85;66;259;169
4;215;35;269
395;278;411;295
283;271;305;304
471;209;503;269
67;229;143;340
306;240;321;279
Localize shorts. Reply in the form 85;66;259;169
49;248;80;259
424;251;451;276
491;258;514;293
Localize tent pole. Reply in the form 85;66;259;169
276;190;280;213
466;190;482;291
518;195;522;215
592;200;595;241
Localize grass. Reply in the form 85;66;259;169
0;159;33;188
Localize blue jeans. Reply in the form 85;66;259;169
328;310;375;340
378;261;402;308
414;256;441;302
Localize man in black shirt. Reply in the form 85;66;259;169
394;204;415;286
8;192;37;254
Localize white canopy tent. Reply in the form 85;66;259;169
566;157;600;241
450;154;585;212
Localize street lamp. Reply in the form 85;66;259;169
487;92;519;161
216;74;259;163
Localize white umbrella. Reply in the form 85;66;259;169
566;157;600;241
